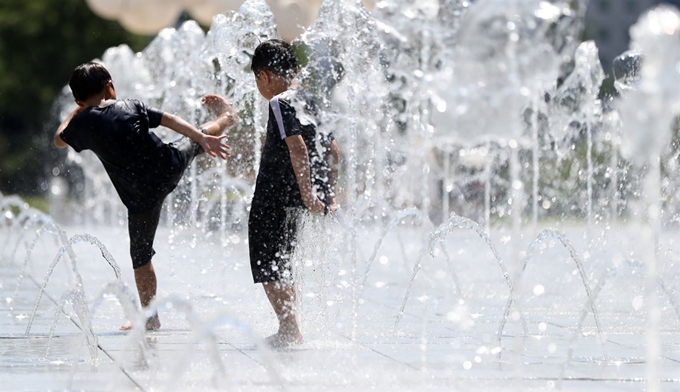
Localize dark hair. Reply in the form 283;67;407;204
69;62;112;102
251;39;298;78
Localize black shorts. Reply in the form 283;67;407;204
248;205;302;283
128;203;163;269
168;130;205;173
128;132;206;269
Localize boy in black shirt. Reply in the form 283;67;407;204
54;62;238;331
249;39;340;347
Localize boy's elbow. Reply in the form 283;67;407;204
54;133;67;148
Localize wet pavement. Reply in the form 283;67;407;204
2;224;680;391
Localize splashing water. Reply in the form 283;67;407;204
47;289;98;362
395;213;517;329
5;0;680;389
25;233;121;336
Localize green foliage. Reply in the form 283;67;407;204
21;194;49;213
0;0;151;195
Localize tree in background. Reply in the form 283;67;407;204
0;0;150;196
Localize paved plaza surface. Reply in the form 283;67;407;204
2;222;680;391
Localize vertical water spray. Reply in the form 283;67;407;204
611;49;642;222
617;7;680;391
301;0;387;341
550;41;605;229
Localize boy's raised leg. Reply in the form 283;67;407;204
202;94;231;116
201;94;238;135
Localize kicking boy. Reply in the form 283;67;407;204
249;39;340;347
54;62;238;331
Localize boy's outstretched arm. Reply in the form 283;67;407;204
160;113;231;159
286;135;325;213
54;106;84;148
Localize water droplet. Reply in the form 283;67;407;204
548;343;557;353
632;295;644;310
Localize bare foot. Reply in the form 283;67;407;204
146;315;161;331
119;315;161;332
265;331;304;348
201;94;239;135
202;94;233;117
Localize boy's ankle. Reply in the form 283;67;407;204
216;114;236;131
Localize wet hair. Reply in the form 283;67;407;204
69;62;112;102
251;39;298;78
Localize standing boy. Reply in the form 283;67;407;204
249;39;340;347
54;62;238;331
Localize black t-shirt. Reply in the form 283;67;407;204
60;99;185;213
252;89;334;209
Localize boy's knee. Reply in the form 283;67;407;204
132;258;152;270
133;260;154;272
131;247;154;269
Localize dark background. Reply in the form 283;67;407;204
0;0;151;203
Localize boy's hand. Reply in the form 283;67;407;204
200;134;231;159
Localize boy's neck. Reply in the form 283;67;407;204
267;77;298;100
81;95;107;107
269;83;292;99
81;86;116;107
